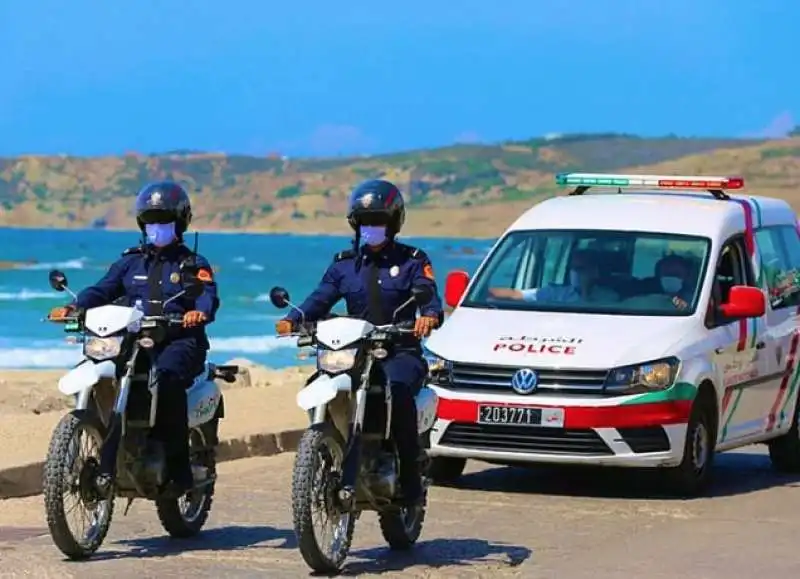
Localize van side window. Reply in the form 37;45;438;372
755;225;800;309
708;236;752;327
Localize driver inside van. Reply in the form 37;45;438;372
489;249;619;304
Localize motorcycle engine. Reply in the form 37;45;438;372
365;451;398;499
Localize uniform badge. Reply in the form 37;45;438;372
170;272;180;283
149;191;162;206
423;264;435;280
360;193;374;208
389;265;400;277
197;268;214;283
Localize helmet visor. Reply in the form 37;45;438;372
355;211;391;227
139;209;176;225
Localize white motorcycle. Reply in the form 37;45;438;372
43;268;239;560
269;285;439;574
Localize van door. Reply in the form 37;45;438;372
710;236;770;445
754;224;800;437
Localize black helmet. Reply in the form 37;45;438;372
346;179;406;237
134;181;193;236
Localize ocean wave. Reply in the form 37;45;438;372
0;346;82;368
0;334;297;368
0;289;62;301
210;335;297;353
14;257;89;271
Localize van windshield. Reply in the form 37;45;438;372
461;229;712;316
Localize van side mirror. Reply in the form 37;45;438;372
444;270;470;308
719;285;765;319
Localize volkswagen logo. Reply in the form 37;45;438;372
511;368;539;395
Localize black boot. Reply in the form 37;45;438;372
390;385;424;507
155;374;193;497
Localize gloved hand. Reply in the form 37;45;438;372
48;305;74;321
275;319;294;336
183;310;208;327
414;315;438;338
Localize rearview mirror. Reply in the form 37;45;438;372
719;285;765;319
411;285;433;307
444;270;470;308
49;269;68;292
269;286;290;309
182;275;205;299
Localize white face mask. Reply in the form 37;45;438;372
660;275;683;294
145;222;177;247
360;225;387;247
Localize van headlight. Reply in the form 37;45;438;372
83;336;123;361
604;357;679;393
317;348;357;373
424;351;452;383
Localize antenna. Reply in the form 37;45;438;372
193;231;199;254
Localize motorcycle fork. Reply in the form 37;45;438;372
339;356;373;502
99;344;140;477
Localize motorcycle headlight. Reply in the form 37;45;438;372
83;336;123;361
317;348;357;373
605;357;680;393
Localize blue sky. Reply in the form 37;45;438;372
0;0;797;157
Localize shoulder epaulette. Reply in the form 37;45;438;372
333;249;356;263
397;242;427;261
121;245;145;256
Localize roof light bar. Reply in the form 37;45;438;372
555;173;745;190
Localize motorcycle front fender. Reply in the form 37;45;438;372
296;373;351;412
58;359;116;396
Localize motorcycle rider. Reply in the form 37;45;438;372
48;181;220;496
275;179;444;506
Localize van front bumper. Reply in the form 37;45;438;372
429;393;691;468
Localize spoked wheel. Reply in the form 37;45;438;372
43;410;114;560
378;488;427;550
156;424;217;538
291;424;355;574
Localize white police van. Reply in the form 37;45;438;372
424;172;800;496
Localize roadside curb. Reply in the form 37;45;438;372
0;427;305;500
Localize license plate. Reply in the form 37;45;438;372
477;405;564;428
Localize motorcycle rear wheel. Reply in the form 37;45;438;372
155;423;217;538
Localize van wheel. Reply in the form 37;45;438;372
428;457;466;485
767;393;800;473
662;394;716;497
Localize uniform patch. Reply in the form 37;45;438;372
390;265;400;277
197;268;213;283
169;272;180;283
423;264;435;280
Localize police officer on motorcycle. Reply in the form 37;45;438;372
49;181;220;496
275;179;444;505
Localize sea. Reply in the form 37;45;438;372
0;227;493;369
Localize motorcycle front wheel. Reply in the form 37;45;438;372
43;409;114;560
291;423;355;574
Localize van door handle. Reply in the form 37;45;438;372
756;341;766;350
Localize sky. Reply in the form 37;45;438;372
0;0;797;157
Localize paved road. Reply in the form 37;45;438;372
2;448;800;578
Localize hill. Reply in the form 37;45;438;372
2;133;800;238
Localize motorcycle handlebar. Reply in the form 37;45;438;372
286;319;418;347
